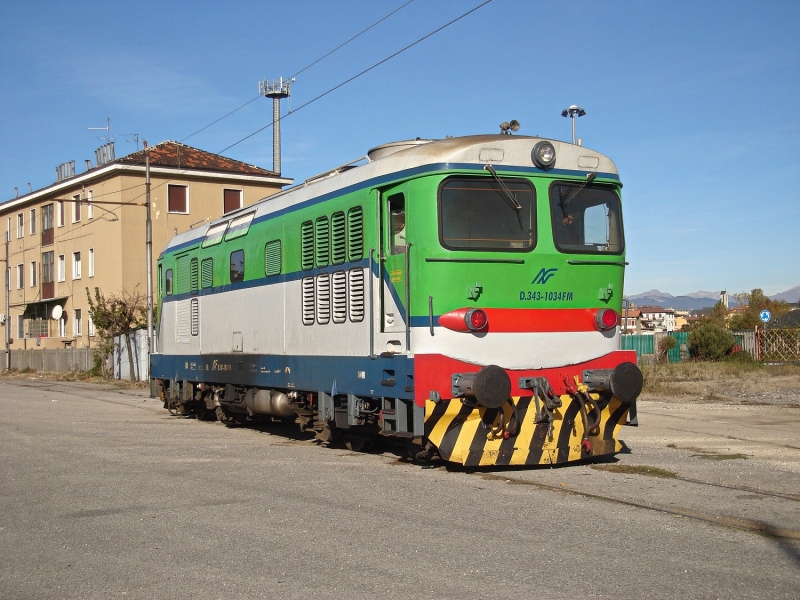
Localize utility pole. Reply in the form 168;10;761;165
4;231;9;370
145;152;153;363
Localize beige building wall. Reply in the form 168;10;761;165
1;164;288;351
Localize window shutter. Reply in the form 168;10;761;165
316;273;330;324
190;258;199;294
301;277;315;325
223;189;241;214
348;268;365;322
168;185;187;213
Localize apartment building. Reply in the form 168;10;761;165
1;141;291;350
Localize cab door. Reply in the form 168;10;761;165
380;185;408;336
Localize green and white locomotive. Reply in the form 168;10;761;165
152;133;642;466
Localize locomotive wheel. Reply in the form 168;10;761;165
195;406;213;421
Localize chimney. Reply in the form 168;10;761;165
143;140;148;149
85;159;92;171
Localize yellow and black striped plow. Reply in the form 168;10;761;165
424;395;629;467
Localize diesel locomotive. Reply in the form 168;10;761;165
151;133;642;466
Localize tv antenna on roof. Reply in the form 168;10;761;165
88;117;115;143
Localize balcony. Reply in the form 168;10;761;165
41;228;54;247
27;319;50;338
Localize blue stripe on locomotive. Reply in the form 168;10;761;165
151;352;415;400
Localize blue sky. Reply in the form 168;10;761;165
1;0;798;296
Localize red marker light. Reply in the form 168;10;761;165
596;309;619;330
465;308;488;331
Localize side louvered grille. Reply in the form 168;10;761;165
348;268;365;322
315;216;329;267
176;255;190;295
201;258;213;288
301;221;314;270
301;277;315;325
315;273;330;324
331;212;346;264
190;258;199;294
265;240;281;276
190;298;199;336
347;206;363;261
332;271;347;324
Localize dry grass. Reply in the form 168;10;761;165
640;361;800;402
0;369;149;389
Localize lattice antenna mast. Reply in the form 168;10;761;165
259;77;294;175
88;117;114;143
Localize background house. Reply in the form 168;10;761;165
1;141;291;350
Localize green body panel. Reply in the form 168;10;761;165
156;167;625;322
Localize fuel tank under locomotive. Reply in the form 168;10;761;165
221;385;297;419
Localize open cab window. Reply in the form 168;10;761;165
549;183;624;254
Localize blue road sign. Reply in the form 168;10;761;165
759;309;772;323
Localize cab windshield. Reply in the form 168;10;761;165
439;177;535;251
549;183;624;254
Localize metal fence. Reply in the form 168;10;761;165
620;329;782;363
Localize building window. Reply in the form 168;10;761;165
223;189;242;214
74;309;82;336
17;315;24;339
88;317;95;337
58;314;65;338
58;200;65;227
16;264;23;289
16;213;23;239
30;261;37;287
30;209;36;235
87;190;94;219
57;254;65;282
72;252;81;280
42;252;54;284
168;185;188;213
73;194;81;223
88;248;94;277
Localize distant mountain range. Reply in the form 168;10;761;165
626;285;800;311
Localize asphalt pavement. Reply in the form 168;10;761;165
0;378;798;599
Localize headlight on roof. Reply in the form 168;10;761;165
532;141;556;169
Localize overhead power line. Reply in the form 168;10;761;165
218;0;493;155
181;0;416;144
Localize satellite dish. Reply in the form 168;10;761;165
51;305;63;320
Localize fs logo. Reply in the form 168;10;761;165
531;267;558;285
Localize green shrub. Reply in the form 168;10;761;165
658;336;678;362
688;324;736;361
722;349;757;364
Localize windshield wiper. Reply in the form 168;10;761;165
483;164;523;228
559;172;597;220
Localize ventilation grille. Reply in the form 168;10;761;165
348;268;365;322
265;240;281;276
176;255;191;295
315;216;329;267
331;212;346;265
301;277;315;325
316;273;330;324
301;221;314;270
190;298;199;336
190;258;199;294
176;300;191;343
332;271;347;324
201;258;213;289
347;206;364;261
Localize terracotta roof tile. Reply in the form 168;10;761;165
118;141;277;176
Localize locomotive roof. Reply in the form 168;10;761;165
163;134;618;254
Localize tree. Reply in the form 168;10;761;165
709;301;729;327
688;323;736;361
728;288;792;330
658;335;678;362
86;287;147;381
